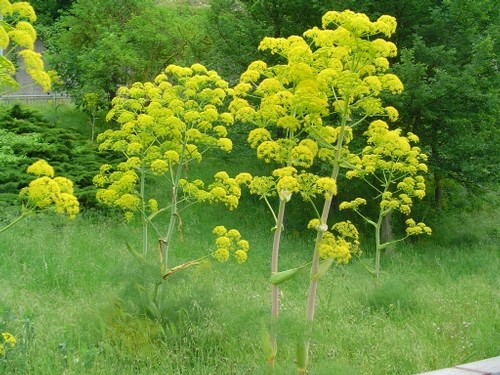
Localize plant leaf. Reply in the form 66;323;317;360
313;258;335;280
270;268;300;285
125;241;144;262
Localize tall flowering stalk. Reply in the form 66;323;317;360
340;120;431;281
94;64;249;294
230;10;421;372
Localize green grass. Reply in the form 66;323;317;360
1;102;498;373
1;194;498;374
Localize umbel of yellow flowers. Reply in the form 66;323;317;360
20;159;80;219
228;9;406;266
94;64;240;222
0;0;51;93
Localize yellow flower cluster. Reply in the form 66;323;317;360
339;198;367;211
228;10;407;193
0;332;16;356
405;219;432;236
344;120;428;215
308;219;360;261
95;64;238;220
94;166;140;221
97;62;234;193
19;160;79;219
0;1;51;93
243;167;338;203
179;171;243;210
321;10;397;38
212;226;249;264
317;232;351;264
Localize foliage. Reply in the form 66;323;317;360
396;11;500;197
81;92;107;142
0;104;106;207
28;0;74;25
45;0;208;106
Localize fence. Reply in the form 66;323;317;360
0;94;72;105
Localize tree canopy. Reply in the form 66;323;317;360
38;0;499;202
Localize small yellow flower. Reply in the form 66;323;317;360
215;236;231;249
234;249;248;264
212;225;227;236
227;229;241;241
148;198;158;213
26;159;54;177
217;137;233;152
214;248;230;262
237;239;250;252
150;159;169;175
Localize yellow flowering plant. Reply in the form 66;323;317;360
94;63;249;298
0;160;80;234
231;10;426;372
0;4;79;236
340;120;431;280
0;332;16;357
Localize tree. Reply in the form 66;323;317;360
28;0;74;25
389;0;500;204
45;0;208;106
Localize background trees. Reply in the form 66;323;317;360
206;0;499;204
45;0;207;105
35;0;498;207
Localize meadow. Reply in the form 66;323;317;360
1;132;498;374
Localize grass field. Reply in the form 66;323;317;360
0;103;498;374
1;187;498;374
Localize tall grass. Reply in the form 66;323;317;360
1;190;498;374
1;102;498;374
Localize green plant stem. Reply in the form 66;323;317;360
302;96;350;372
0;210;32;234
140;168;148;256
270;197;287;366
374;179;392;282
161;142;187;273
375;214;383;282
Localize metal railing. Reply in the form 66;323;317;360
0;94;72;104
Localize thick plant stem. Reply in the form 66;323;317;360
303;194;334;371
375;222;382;282
162;184;178;273
302;98;350;372
0;211;32;234
140;168;148;256
270;197;287;366
161;141;187;274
